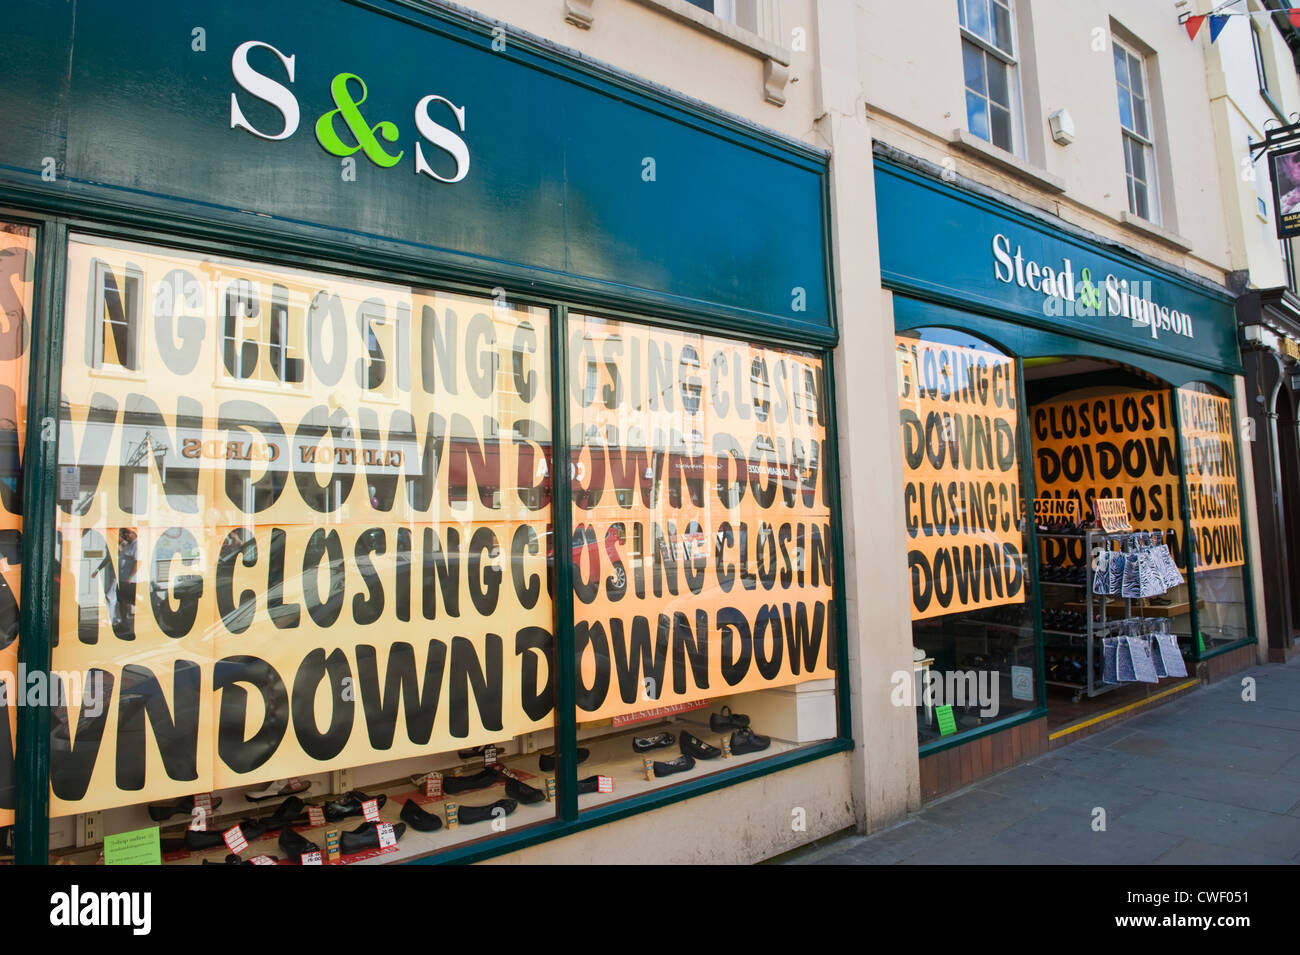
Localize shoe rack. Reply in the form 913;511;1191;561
1038;528;1127;703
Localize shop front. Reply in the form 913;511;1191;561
876;149;1259;799
0;0;851;864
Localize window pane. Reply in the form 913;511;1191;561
1127;53;1145;99
1116;88;1133;132
987;56;1010;108
49;234;559;864
1132;94;1149;139
992;1;1014;55
957;0;966;30
966;90;990;141
1123;136;1134;176
1134;179;1149;219
967;0;991;42
1112;43;1129;90
569;315;838;806
1129;137;1147;183
991;105;1013;152
962;39;987;95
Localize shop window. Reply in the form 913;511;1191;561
1177;382;1250;654
49;234;559;864
0;222;35;840
1112;36;1161;224
568;314;838;803
959;0;1021;154
897;328;1037;745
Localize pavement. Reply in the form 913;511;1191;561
786;659;1300;865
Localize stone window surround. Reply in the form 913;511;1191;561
565;0;792;106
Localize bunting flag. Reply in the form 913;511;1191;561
1292;10;1300;28
1185;14;1206;39
1180;6;1300;40
1209;14;1231;43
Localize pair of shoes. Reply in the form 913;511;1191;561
148;795;222;822
632;732;674;753
340;821;406;855
653;755;695;777
279;826;320;864
244;779;311;802
709;706;749;733
680;731;721;760
442;768;499;795
458;798;517;825
400;799;443;832
730;727;770;755
323;790;387;822
538;748;588;772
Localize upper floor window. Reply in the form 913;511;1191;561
683;0;736;21
1113;36;1160;223
959;0;1020;154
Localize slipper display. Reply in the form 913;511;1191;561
244;778;311;802
278;826;321;864
442;768;499;795
457;798;517;825
340;821;407;855
680;731;722;760
730;727;771;755
653;755;695;778
631;732;675;753
709;706;750;733
148;794;222;822
400;799;444;832
538;748;588;772
504;777;546;804
323;790;387;822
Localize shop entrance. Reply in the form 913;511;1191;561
1025;357;1198;733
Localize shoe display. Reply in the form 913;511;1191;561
457;798;517;825
538;748;588;772
730;727;771;755
709;706;750;733
653;755;695;778
148;795;222;822
680;731;722;760
504;777;546;804
184;828;227;852
442;768;499;795
400;799;444;832
340;821;407;855
245;778;311;802
278;826;321;864
632;732;675;753
323;790;387;822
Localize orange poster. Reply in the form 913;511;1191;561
1177;388;1244;570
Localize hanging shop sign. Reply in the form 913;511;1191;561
1269;143;1300;240
875;159;1240;373
0;0;831;336
896;337;1025;620
1176;389;1244;570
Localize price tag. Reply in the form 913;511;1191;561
362;798;381;822
307;806;325;827
1094;497;1132;533
935;705;957;737
377;823;397;848
222;825;248;855
193;793;212;813
423;774;442;799
482;745;499;767
300;851;322;866
596;775;614;793
249;855;277;865
189;807;208;832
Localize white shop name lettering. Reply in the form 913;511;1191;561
991;233;1194;341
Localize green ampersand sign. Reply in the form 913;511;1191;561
1077;267;1102;311
314;72;404;168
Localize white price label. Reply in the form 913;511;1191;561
307;806;326;827
596;775;614;793
249;855;277;865
301;851;323;866
222;825;248;855
377;823;397;848
362;798;381;822
423;774;442;798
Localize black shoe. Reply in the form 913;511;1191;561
340;821;406;855
730;727;770;755
266;796;306;830
632;732;675;753
201;853;250;866
458;798;517;825
538;748;588;772
709;706;749;733
323;790;387;822
184;828;227;852
576;775;602;794
653;755;695;777
504;777;546;804
149;795;222;822
278;827;320;864
442;768;499;795
400;799;443;832
236;818;268;841
680;731;721;760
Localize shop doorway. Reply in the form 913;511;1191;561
1275;389;1300;638
1024;357;1198;734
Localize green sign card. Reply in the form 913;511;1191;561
936;705;957;737
104;826;161;866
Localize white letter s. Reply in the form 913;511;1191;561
231;40;299;141
414;95;470;183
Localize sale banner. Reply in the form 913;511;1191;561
567;318;835;721
896;336;1025;621
1177;388;1244;570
